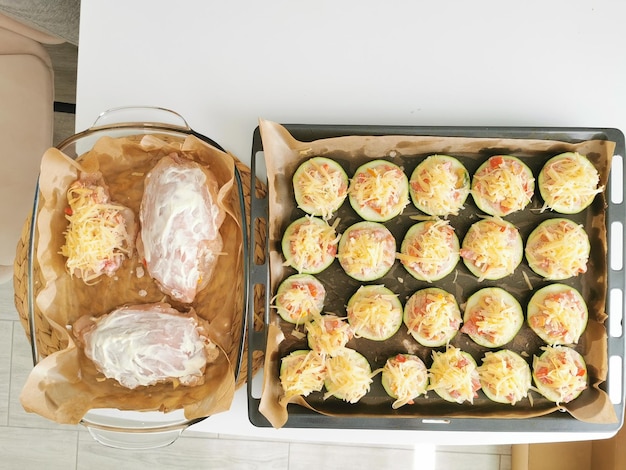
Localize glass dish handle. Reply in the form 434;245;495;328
86;426;186;450
91;106;191;131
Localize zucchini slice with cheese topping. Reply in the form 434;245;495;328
478;350;531;405
274;274;325;324
532;346;588;404
403;287;462;347
338;221;396;281
348;160;409;222
381;353;429;409
538;152;603;214
346;285;403;341
281;216;340;274
293;157;348;219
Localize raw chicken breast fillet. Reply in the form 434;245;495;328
73;303;219;389
139;154;225;303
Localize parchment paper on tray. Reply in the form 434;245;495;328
257;119;618;429
20;134;244;424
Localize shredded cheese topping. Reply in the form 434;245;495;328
529;287;587;345
478;350;531;405
472;156;534;216
404;288;461;346
324;349;373;403
274;276;325;324
284;216;340;273
294;158;348;219
306;314;353;357
540;153;603;213
347;286;403;340
428;347;481;404
338;224;395;279
349;161;408;219
410;155;469;216
397;220;459;282
60;180;133;283
280;350;327;399
382;354;429;409
460;218;522;280
533;346;587;404
525;219;589;279
462;289;522;347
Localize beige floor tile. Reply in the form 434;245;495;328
289;442;417;470
0;281;19;321
77;433;289;470
500;454;512;470
435;449;501;470
0;426;78;469
9;321;78;431
0;321;13;425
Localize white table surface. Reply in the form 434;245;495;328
76;0;626;445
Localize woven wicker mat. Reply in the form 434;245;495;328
13;159;266;389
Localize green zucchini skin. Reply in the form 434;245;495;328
281;216;339;274
274;274;326;324
409;154;470;216
346;285;403;341
532;346;587;403
461;287;524;348
471;155;534;217
348;160;409;222
337;221;396;281
399;220;460;282
527;283;588;345
292;157;348;219
538;152;601;214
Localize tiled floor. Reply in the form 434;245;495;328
0;42;514;469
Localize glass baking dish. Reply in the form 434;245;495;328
25;107;248;449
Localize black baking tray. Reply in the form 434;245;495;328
246;124;626;432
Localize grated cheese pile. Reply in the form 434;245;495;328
60;181;132;283
306;314;353;357
464;292;521;346
350;163;408;218
405;289;461;345
460;219;521;280
347;287;402;339
295;158;347;219
397;220;458;282
324;349;373;403
533;346;587;404
285;216;339;273
428;347;481;404
275;279;324;324
383;354;429;409
472;156;534;215
529;289;587;344
339;225;395;278
478;351;531;405
411;156;468;215
526;219;589;279
280;350;327;399
540;153;603;212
